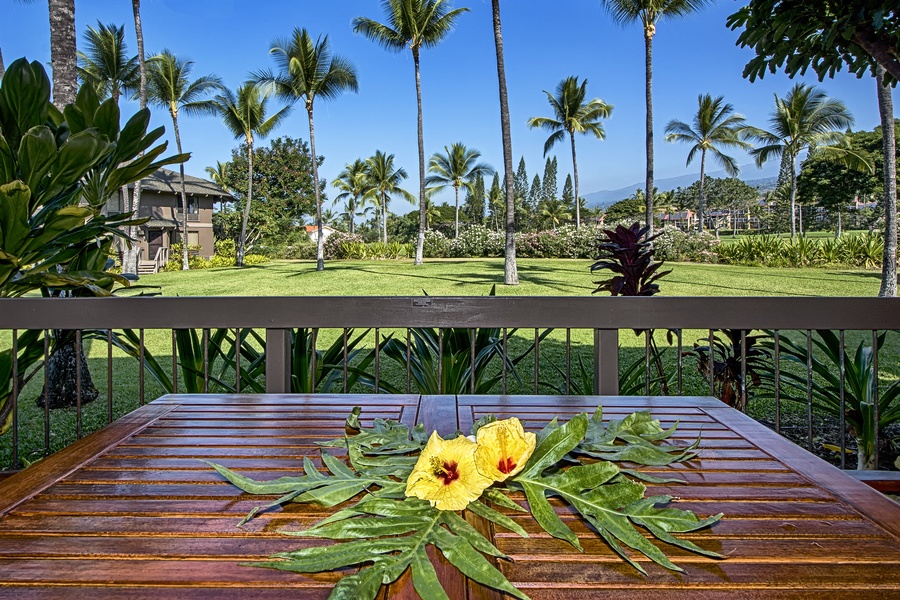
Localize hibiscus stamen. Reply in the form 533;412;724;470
498;457;516;474
436;461;460;485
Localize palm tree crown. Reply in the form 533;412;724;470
364;150;415;243
749;83;868;238
664;94;752;232
353;0;468;265
528;76;612;228
77;21;139;104
425;143;493;238
332;158;370;234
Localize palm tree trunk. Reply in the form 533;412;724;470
643;25;655;235
877;64;897;298
307;106;325;272
382;192;388;244
413;47;426;266
492;0;518;285
0;47;5;79
570;131;580;229
698;149;706;233
123;0;147;275
789;154;798;240
450;185;458;237
48;0;77;109
171;112;190;271
238;139;254;268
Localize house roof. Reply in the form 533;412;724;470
129;168;233;199
305;225;337;233
144;218;180;229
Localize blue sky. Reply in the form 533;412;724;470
1;0;891;212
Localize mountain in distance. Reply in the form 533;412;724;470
584;161;780;208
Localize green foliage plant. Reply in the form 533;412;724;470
685;329;773;411
0;57;186;429
208;406;722;598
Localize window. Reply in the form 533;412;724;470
188;231;200;247
188;197;199;214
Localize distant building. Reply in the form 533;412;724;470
659;210;697;231
106;169;232;271
305;224;338;244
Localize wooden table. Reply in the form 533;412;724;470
1;394;899;599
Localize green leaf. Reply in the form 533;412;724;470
410;548;451;600
431;527;530;600
17;126;56;194
519;413;588;479
328;566;386;600
466;500;529;538
482;488;527;512
441;511;508;559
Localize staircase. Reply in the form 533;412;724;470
137;247;168;275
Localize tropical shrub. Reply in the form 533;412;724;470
685;329;773;411
339;241;411;260
163;242;269;270
423;229;450;258
717;233;884;268
449;224;504;257
653;227;720;263
323;231;364;259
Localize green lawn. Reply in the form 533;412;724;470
716;230;869;244
142;258;882;297
2;258;893;470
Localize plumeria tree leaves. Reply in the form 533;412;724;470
210;406;723;599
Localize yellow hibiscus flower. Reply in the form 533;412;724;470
474;417;536;482
405;431;492;511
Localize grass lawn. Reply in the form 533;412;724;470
2;258;895;470
142;258;883;297
716;230;869;244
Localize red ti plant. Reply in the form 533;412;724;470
590;223;671;296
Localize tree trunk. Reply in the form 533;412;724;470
837;211;842;238
237;138;254;267
789;154;798;239
307;105;325;272
413;47;426;266
37;334;99;409
123;0;147;276
492;0;518;285
876;65;897;298
170;110;190;270
0;47;5;79
643;26;655;235
570;131;580;229
698;149;706;233
454;185;459;238
382;192;388;244
48;0;77;109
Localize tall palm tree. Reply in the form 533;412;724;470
491;0;518;284
332;159;370;234
749;83;869;239
353;0;468;266
256;28;358;272
146;50;223;270
528;76;612;229
600;0;712;234
204;161;233;212
876;65;897;298
425;143;493;238
76;22;139;104
364;150;415;243
50;0;77;108
211;84;291;267
123;0;148;276
664;94;752;232
540;198;572;230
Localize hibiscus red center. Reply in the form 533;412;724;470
498;457;517;474
438;461;460;485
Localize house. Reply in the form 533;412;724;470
106;168;233;268
305;224;338;244
659;210;697;231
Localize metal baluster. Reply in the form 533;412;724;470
774;330;781;434
806;330;813;452
172;330;178;394
534;329;540;395
107;329;113;424
375;328;380;395
43;331;50;457
740;330;747;413
202;328;209;393
405;329;411;394
501;328;507;395
872;329;880;469
11;330;18;468
235;328;241;393
139;329;145;405
676;329;683;395
310;329;318;392
839;330;846;470
565;329;571;395
438;329;443;394
645;331;651;396
75;330;82;439
708;329;715;396
470;329;475;395
343;329;349;393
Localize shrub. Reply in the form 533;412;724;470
450;225;504;258
423;229;450;258
653;227;720;263
323;232;364;259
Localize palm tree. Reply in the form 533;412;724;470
205;161;233;212
146;50;223;270
749;83;869;239
211;84;291;267
664;94;752;232
528;76;612;229
600;0;713;234
491;0;518;284
50;0;77;108
256;28;358;272
876;64;897;298
77;22;139;104
332;159;370;234
540;198;572;229
123;0;148;276
353;0;468;266
425;143;493;238
364;150;415;243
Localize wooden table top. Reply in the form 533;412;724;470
0;394;899;599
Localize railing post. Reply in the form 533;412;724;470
266;328;292;393
594;329;619;395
